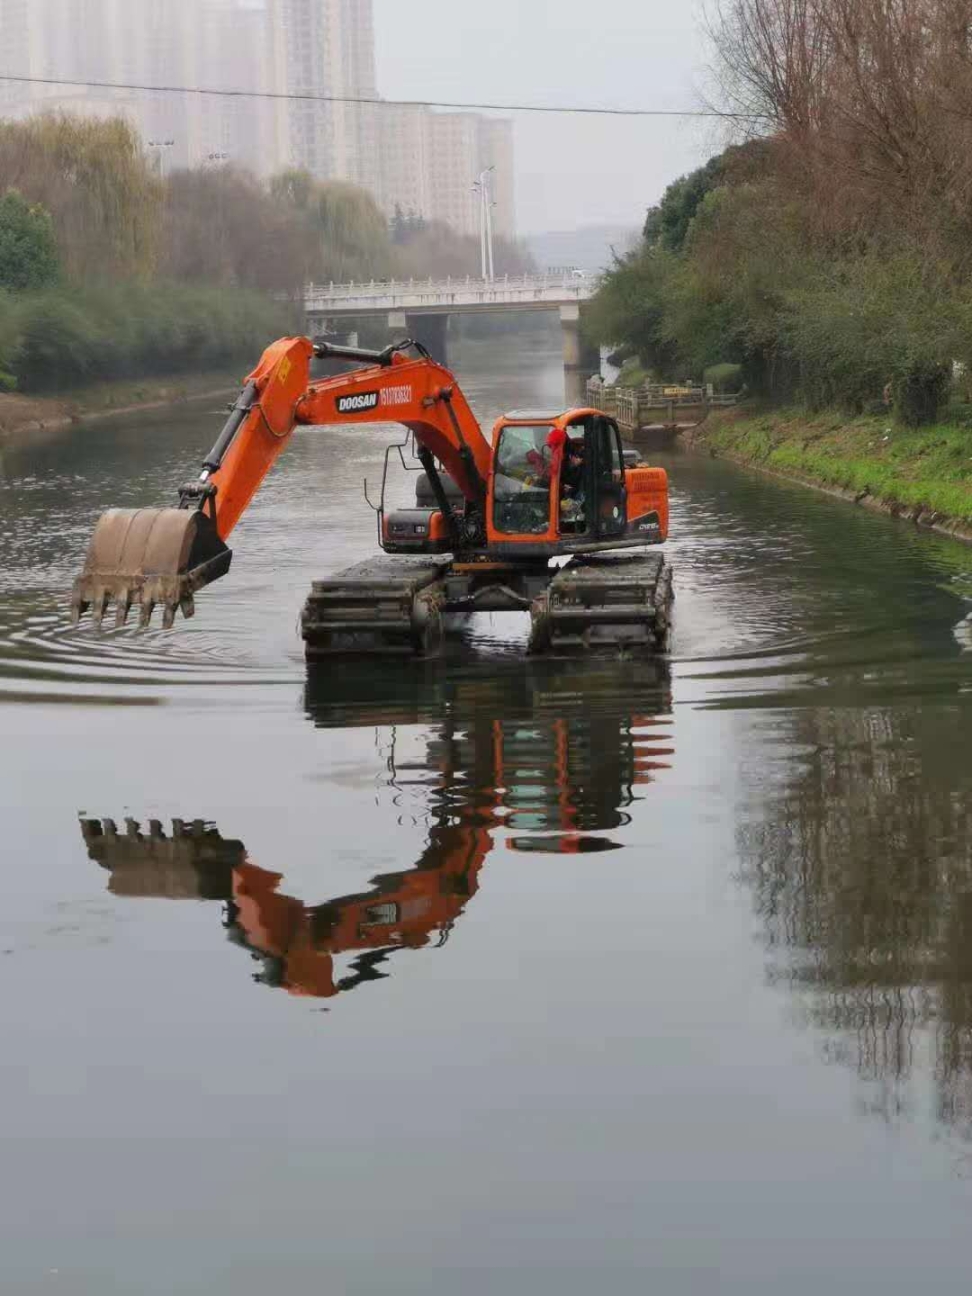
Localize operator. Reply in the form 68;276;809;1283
546;426;584;496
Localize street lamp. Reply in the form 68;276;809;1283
472;165;496;281
148;139;175;180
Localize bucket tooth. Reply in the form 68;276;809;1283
71;507;232;630
114;588;133;629
70;585;89;626
91;590;109;630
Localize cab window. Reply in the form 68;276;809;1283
493;425;552;535
598;421;623;480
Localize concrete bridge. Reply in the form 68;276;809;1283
304;272;600;402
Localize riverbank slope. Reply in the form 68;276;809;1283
688;407;972;544
0;370;245;445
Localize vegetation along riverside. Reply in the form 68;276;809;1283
0;113;532;438
586;0;972;537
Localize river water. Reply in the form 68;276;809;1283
2;337;972;1293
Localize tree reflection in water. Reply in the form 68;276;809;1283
737;701;972;1131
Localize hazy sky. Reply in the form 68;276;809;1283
373;0;721;235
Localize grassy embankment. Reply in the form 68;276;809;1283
692;407;972;540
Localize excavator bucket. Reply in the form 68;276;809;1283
70;507;232;629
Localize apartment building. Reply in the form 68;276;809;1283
424;111;482;237
327;0;378;194
0;0;517;237
0;0;133;121
263;0;377;188
0;0;269;173
379;103;432;225
378;107;516;240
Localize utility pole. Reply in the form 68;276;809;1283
473;165;496;281
484;171;495;282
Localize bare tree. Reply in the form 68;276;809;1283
708;0;834;139
709;0;972;259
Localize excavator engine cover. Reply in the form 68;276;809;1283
71;508;232;629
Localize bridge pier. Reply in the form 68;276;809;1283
560;304;599;406
390;311;449;366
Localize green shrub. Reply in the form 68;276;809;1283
587;139;972;424
0;191;59;292
6;281;295;394
891;362;953;428
615;358;650;389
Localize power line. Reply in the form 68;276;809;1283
0;73;761;120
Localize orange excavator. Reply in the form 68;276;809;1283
71;337;672;655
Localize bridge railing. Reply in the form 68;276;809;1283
309;272;595;295
304;272;598;310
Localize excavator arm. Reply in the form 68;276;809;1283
203;336;491;540
71;336;493;628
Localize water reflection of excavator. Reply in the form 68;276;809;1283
80;661;673;1001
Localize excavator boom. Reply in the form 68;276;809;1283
71;337;492;628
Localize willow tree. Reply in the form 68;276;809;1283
271;171;395;283
161;166;313;297
0;114;161;281
393;219;535;279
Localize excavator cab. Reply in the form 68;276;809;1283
486;410;665;556
549;414;628;541
388;409;658;559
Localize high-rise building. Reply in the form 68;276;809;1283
0;0;134;122
0;0;270;174
0;0;517;238
379;103;431;225
424;110;482;238
327;0;378;193
264;0;377;187
264;0;332;179
377;106;516;240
